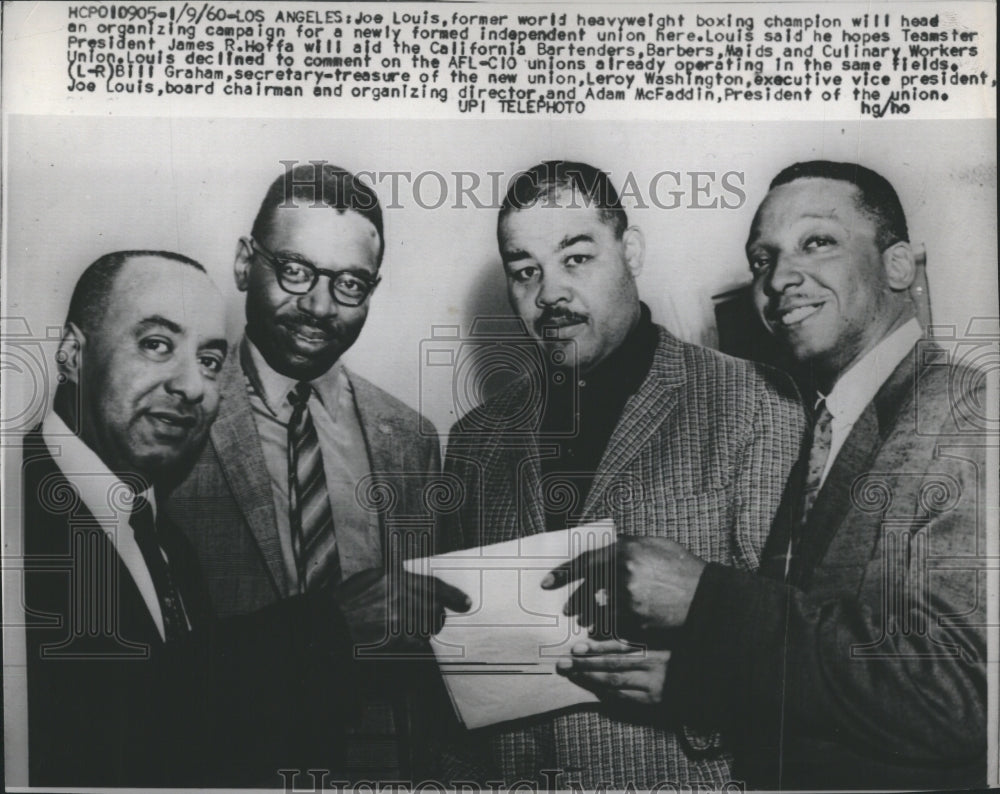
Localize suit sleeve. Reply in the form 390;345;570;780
665;437;987;765
148;590;363;784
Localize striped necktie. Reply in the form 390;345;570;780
287;381;341;593
130;495;189;641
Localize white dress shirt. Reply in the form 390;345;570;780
41;412;167;640
819;318;923;487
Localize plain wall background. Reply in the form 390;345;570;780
4;116;997;437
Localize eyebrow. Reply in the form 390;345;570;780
135;315;183;335
501;248;530;265
135;316;228;354
746;212;842;247
557;234;595;250
501;233;596;265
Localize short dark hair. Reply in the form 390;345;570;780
251;162;385;266
769;160;909;250
499;160;628;238
65;250;206;334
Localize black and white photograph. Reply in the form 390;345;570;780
2;2;997;792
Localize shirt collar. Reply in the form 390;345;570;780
823;317;923;423
41;412;156;520
241;334;343;420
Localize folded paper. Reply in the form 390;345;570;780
404;521;615;728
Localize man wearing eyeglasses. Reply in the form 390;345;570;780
164;162;449;781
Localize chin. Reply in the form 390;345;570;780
139;446;202;488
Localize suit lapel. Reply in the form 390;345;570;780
348;373;393;551
209;349;287;595
350;373;393;481
759;454;808;580
482;378;546;540
582;328;686;518
791;347;918;586
26;433;165;649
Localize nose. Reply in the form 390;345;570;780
165;357;206;404
765;251;805;295
535;268;572;308
298;277;338;318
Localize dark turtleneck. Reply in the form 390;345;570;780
539;302;658;531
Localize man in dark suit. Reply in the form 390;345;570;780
551;161;989;789
439;161;806;789
163;163;446;778
22;250;468;787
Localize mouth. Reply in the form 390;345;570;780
538;315;588;337
284;323;336;347
146;411;197;437
772;301;824;329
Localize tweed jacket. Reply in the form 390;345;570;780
666;341;989;789
440;326;807;789
21;427;362;787
164;341;442;616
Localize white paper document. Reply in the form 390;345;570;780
404;521;615;729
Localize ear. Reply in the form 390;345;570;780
882;241;915;291
622;226;645;278
234;237;253;292
56;323;85;385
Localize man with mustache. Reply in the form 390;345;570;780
551;161;988;789
22;251;469;787
438;161;806;789
164;163;452;780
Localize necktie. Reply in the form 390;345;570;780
130;495;189;642
799;400;834;521
288;381;341;593
785;400;834;579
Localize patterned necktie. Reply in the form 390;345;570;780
800;400;834;521
130;495;189;642
785;400;834;579
287;381;341;593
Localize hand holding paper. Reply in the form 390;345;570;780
336;568;472;652
555;638;671;706
542;534;708;635
403;521;615;728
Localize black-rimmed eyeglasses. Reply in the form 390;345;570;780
249;237;380;307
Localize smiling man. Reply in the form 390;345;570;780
164;163;448;781
439;161;806;789
551;161;989;789
22;251;469;786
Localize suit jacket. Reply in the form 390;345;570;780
440;326;807;789
165;345;442;615
21;428;361;788
163;345;445;779
666;342;989;789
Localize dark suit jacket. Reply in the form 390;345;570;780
666;342;988;789
22;427;361;788
441;327;807;789
162;347;446;779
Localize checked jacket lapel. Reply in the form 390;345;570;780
581;327;687;519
